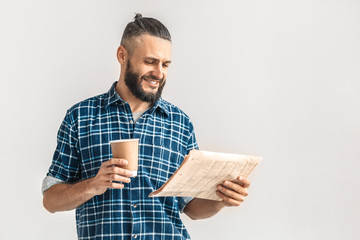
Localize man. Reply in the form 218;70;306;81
42;13;251;240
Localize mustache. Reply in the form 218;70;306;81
142;74;165;82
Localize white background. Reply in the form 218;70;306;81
1;0;359;239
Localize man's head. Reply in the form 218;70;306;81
121;13;171;56
117;13;172;104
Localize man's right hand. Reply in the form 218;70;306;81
86;158;134;196
43;158;133;213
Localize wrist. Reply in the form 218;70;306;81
82;178;97;197
216;200;227;210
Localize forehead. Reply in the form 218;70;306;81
132;34;172;61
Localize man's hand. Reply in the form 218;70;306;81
184;176;251;220
43;158;134;213
87;158;134;196
216;176;250;207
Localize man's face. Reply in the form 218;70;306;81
124;35;172;104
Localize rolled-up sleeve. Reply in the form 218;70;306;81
177;197;194;213
41;176;64;195
46;111;81;184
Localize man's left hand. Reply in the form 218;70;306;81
216;176;250;207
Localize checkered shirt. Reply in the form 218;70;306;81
46;82;198;240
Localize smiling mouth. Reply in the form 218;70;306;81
142;77;160;87
145;79;158;84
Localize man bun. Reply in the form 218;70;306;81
134;13;143;21
120;13;171;55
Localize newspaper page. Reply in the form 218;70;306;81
149;149;262;201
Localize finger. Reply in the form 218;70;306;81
111;158;129;166
216;190;243;207
108;182;125;189
223;180;248;197
109;173;131;183
102;158;128;167
217;184;246;202
109;165;134;178
234;176;251;188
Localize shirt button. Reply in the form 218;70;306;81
133;204;137;208
133;234;138;239
129;120;134;124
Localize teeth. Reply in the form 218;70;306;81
146;79;157;84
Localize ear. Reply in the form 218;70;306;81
117;45;127;64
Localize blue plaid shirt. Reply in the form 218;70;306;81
46;82;198;240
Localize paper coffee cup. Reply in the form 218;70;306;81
110;139;139;177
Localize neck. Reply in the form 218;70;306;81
115;78;152;113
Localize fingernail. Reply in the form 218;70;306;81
224;181;229;186
217;185;223;190
239;176;243;181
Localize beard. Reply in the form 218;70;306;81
124;60;166;104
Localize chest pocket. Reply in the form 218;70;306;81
139;129;186;190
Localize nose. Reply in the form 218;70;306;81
152;64;165;80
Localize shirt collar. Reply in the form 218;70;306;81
151;97;169;116
105;82;124;107
105;81;169;116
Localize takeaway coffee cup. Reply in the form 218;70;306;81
110;139;139;177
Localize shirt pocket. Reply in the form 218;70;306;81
140;133;186;190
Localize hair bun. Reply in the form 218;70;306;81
134;13;143;21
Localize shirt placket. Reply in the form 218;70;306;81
129;177;141;239
128;107;142;239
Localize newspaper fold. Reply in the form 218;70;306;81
149;149;262;201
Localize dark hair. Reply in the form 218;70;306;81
121;13;171;54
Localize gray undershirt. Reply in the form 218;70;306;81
132;109;147;123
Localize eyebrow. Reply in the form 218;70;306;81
144;57;172;64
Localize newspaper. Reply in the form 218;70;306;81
149;149;262;201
